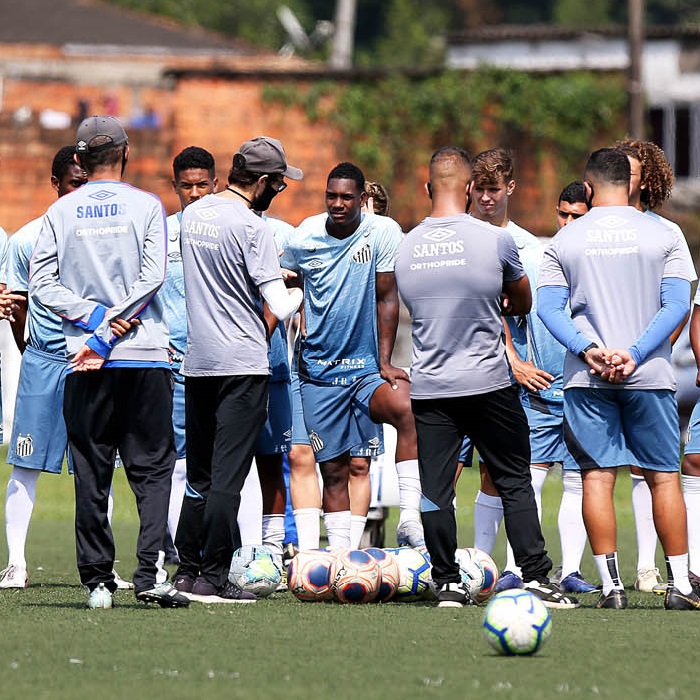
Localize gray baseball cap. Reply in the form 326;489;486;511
233;136;303;180
76;116;128;154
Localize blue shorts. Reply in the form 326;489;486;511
524;397;568;465
684;400;700;454
172;376;186;459
290;371;310;446
8;345;72;473
256;379;292;455
299;373;387;462
563;388;679;472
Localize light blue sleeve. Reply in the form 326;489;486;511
537;285;593;356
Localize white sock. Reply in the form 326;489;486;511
238;462;263;546
666;553;692;595
559;470;588;578
262;513;286;558
294;507;322;550
323;510;351;549
594;552;623;595
396;459;421;525
631;474;658;571
682;474;700;573
5;467;40;569
504;541;521;577
167;457;187;540
350;515;368;549
530;466;548;518
473;491;503;555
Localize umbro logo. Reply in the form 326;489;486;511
422;228;455;242
352;243;372;264
308;260;323;269
197;208;219;221
368;436;380;448
595;215;628;228
88;190;116;201
283;429;292;439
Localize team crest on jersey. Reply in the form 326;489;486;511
352;243;372;264
88;189;116;201
594;215;628;229
15;434;34;458
421;228;456;242
309;431;324;453
196;208;220;221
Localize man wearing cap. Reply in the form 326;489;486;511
172;136;303;602
30;116;190;609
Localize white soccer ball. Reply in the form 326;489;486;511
229;545;281;598
384;547;432;602
482;589;552;656
455;547;499;603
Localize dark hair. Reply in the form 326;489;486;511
615;138;674;210
77;138;125;174
52;146;79;180
558;181;586;205
365;181;390;215
430;146;471;168
328;162;365;192
173;146;215;179
471;148;514;186
584;148;630;186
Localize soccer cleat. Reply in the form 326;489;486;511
635;567;666;595
186;576;257;603
0;565;28;589
559;571;601;594
172;573;195;593
689;570;700;588
135;582;190;608
396;520;426;550
664;586;700;610
523;580;580;609
493;571;523;593
436;582;472;608
87;582;113;609
112;570;134;590
594;588;628;609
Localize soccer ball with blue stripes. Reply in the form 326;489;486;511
229;545;281;598
331;549;381;604
288;549;336;601
483;590;552;656
384;547;432;601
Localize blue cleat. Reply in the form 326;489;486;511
493;570;523;593
559;571;601;594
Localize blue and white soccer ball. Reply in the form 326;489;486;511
229;545;281;598
384;547;432;602
483;589;552;656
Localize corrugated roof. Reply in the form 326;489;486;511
449;24;700;44
0;0;258;54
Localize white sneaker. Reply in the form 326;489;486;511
396;520;426;550
87;583;113;609
112;570;134;590
635;567;666;595
0;565;28;589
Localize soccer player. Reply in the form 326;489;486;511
478;180;598;595
29;117;189;609
395;146;576;609
160;146;218;563
0;146;133;591
173;136;303;602
538;147;698;610
281;163;423;550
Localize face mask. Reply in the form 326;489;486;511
252;182;278;212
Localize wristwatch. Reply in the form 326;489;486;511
578;342;598;362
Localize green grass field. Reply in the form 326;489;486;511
0;452;697;700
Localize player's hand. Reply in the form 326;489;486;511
499;292;511;315
280;267;297;282
110;317;139;338
511;358;554;392
583;346;614;379
0;288;25;322
380;363;410;390
70;345;105;372
603;349;637;382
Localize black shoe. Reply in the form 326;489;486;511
594;589;628;609
436;582;472;608
688;571;700;588
664;586;700;610
523;580;580;609
189;576;257;603
172;573;195;593
135;582;190;608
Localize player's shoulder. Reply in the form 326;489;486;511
364;213;402;236
11;217;44;243
644;210;683;236
505;220;540;250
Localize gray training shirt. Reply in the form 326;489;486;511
180;194;283;377
537;205;694;391
395;213;525;399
